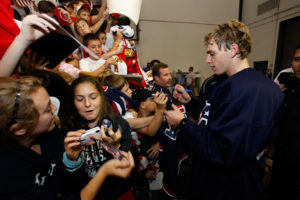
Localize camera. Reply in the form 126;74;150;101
80;116;118;145
80;126;101;146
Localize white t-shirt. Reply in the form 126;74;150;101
123;111;135;119
185;71;196;86
122;111;140;146
79;57;106;72
104;33;114;51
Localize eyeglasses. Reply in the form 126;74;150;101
8;79;21;127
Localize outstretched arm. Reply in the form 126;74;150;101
100;30;123;59
64;130;134;200
80;151;134;200
126;116;153;129
138;92;168;136
90;0;107;25
0;14;58;76
91;9;109;34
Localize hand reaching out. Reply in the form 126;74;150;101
154;92;168;110
105;57;117;66
103;9;110;20
115;30;123;41
0;14;58;77
20;52;49;73
90;125;122;148
107;15;113;25
116;46;124;54
101;151;135;179
18;14;58;45
147;142;160;159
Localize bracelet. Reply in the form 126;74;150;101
63;152;84;172
114;41;120;46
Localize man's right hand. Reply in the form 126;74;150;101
173;84;191;104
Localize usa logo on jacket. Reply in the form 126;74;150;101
198;101;211;126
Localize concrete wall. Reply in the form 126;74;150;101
135;0;239;81
134;0;300;81
242;0;300;77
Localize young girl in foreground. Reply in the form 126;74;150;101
0;76;134;200
63;76;134;199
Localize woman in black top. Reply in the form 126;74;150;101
0;76;134;200
64;76;134;199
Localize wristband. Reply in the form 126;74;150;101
63;152;84;172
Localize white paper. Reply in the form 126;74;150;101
107;0;143;25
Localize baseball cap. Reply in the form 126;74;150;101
111;13;121;18
121;25;134;39
76;3;91;14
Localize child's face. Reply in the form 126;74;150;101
76;20;91;36
120;83;132;98
99;33;107;45
79;10;90;22
87;39;102;60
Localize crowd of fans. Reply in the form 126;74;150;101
0;0;300;200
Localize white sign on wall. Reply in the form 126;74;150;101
107;0;143;25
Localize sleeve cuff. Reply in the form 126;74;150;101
63;152;84;172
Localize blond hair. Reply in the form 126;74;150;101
98;69;114;83
0;76;41;135
204;19;251;59
103;74;128;91
55;71;75;85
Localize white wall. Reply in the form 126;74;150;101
135;0;239;81
135;0;300;81
242;0;300;76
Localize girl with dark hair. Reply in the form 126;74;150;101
64;76;134;199
0;76;134;200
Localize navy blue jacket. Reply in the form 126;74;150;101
153;83;189;197
180;68;284;200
